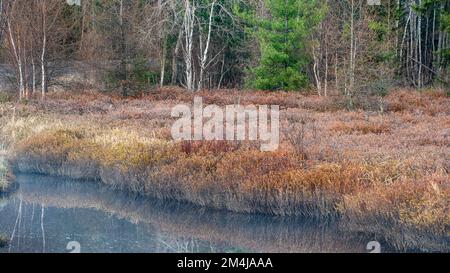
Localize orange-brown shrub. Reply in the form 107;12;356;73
300;95;347;112
180;140;242;155
385;89;450;116
146;87;302;108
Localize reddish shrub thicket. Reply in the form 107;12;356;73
385;89;450;116
23;87;450;117
299;95;347;112
146;87;303;109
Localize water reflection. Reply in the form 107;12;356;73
0;174;374;253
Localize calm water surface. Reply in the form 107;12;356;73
0;174;377;253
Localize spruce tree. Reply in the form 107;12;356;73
251;0;324;91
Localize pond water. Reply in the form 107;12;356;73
0;174;381;253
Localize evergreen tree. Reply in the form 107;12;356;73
250;0;324;91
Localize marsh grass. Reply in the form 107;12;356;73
12;127;448;223
17;174;377;253
339;173;450;251
2;88;449;249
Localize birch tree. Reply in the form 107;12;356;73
37;0;64;98
183;0;195;91
197;0;216;90
2;0;26;98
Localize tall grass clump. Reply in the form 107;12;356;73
13;130;101;180
339;173;450;251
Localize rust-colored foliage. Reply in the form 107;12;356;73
331;121;390;135
385;89;450;116
180;140;242;155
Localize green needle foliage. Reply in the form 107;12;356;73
243;0;325;91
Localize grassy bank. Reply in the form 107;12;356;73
18;174;374;253
2;87;449;250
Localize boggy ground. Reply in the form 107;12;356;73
0;87;449;251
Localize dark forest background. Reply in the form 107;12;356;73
0;0;448;99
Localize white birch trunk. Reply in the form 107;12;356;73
41;0;47;99
197;0;216;91
183;0;195;91
7;20;24;99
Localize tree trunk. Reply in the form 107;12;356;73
119;0;128;96
32;58;36;95
160;39;166;88
183;0;195;91
41;0;47;99
197;1;216;91
7;20;24;99
171;29;183;85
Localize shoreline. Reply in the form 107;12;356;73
6;170;450;252
9;147;450;252
9;147;342;218
0;173;392;253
